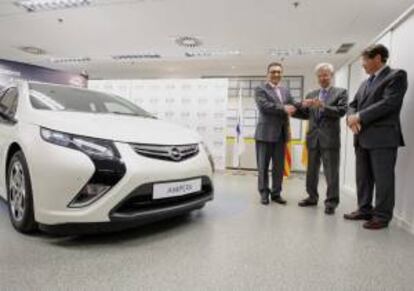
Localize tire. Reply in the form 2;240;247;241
6;151;37;233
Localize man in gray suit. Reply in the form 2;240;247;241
254;62;298;205
294;63;348;215
345;44;408;230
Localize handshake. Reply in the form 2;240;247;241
284;104;297;116
301;98;324;108
283;98;325;116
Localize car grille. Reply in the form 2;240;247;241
111;176;213;215
130;143;199;162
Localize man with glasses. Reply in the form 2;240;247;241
254;62;298;205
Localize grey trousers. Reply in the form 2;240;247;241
255;140;285;196
306;146;340;208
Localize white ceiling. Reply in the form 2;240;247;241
0;0;413;79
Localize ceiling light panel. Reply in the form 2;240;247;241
112;53;162;60
270;47;333;57
50;57;91;63
185;49;241;58
14;0;92;12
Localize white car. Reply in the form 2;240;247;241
0;81;214;234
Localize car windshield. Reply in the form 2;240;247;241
29;83;153;118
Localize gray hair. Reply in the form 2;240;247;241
315;63;335;74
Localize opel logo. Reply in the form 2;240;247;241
170;147;183;161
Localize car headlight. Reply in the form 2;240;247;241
201;142;215;173
40;127;126;208
40;127;116;160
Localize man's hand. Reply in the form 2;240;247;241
312;99;324;108
347;114;362;134
302;99;314;108
301;98;323;108
284;105;297;116
349;123;361;134
347;114;360;126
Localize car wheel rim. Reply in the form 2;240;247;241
9;161;26;222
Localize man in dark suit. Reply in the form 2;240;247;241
254;62;298;205
294;63;348;215
345;44;408;230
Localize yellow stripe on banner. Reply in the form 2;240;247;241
284;141;292;177
301;122;309;168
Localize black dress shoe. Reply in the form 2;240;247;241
363;218;389;230
325;207;335;215
343;210;372;221
271;195;287;205
298;198;318;207
260;193;269;205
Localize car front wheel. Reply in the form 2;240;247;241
7;151;37;233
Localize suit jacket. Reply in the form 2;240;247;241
254;83;297;143
295;87;348;149
349;66;408;149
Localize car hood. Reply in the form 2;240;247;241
29;111;201;145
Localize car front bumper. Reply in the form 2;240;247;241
39;177;213;235
26;132;214;231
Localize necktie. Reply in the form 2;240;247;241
320;89;329;103
318;89;329;121
367;75;375;87
365;75;375;94
274;87;284;103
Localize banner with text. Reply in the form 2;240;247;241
89;79;228;170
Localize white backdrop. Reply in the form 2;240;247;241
89;79;229;170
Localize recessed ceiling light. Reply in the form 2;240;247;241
175;36;202;48
112;53;161;60
19;46;47;55
14;0;92;13
50;57;91;64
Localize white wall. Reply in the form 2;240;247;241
388;13;414;233
337;9;414;233
334;66;352;194
341;60;366;195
